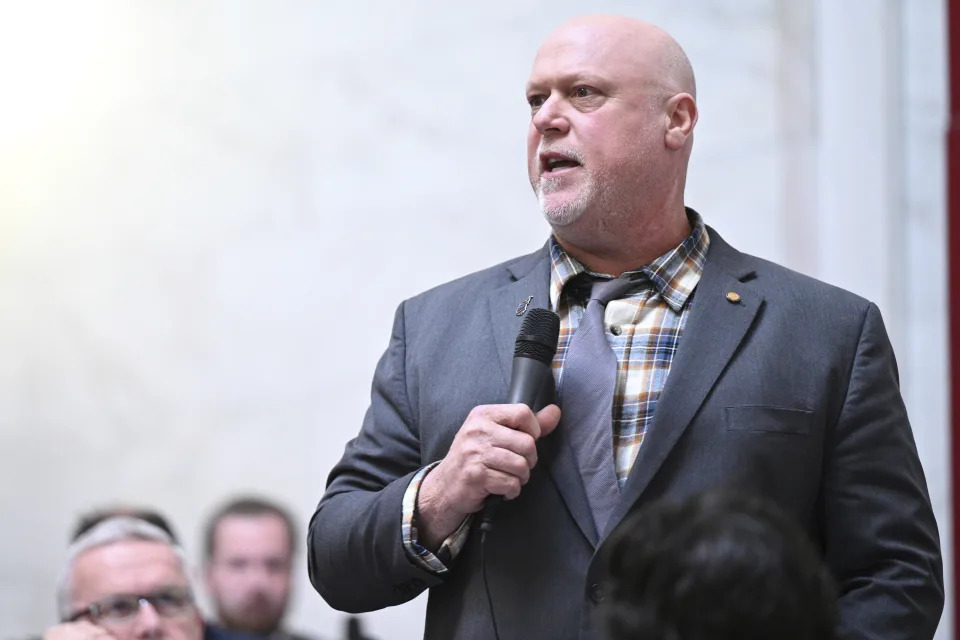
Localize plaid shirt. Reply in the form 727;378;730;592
401;213;710;573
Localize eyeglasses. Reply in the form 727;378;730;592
68;588;195;624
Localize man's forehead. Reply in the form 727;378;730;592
214;513;291;552
527;27;652;87
217;512;289;534
526;67;614;91
72;540;187;601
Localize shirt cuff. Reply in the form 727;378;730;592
401;462;473;575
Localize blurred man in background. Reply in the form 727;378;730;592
43;505;367;640
598;491;838;640
44;516;205;640
203;497;315;640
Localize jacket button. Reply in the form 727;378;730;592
589;583;604;603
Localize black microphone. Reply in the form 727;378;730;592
345;616;369;640
480;307;560;533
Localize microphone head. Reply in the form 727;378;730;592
514;308;561;364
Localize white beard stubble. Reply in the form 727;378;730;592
535;144;597;227
536;140;654;232
537;170;598;227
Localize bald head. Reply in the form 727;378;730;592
525;15;699;275
536;15;696;100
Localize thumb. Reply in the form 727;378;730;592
535;404;561;438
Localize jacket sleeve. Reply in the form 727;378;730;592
307;301;445;612
824;303;944;639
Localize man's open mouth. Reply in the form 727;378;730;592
540;151;582;175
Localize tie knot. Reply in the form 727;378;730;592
588;275;637;306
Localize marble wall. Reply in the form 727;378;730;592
0;1;949;638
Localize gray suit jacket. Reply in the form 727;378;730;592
308;228;943;640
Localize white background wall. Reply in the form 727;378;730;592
0;1;949;638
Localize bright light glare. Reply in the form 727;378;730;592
0;3;111;149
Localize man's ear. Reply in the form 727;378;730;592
665;93;697;150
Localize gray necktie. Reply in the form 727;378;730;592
560;275;637;537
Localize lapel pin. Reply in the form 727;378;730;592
726;291;741;303
516;295;534;316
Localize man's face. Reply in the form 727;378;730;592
205;514;293;636
69;540;203;640
525;25;665;230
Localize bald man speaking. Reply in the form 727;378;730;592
308;15;943;640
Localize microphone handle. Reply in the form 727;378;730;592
505;356;550;406
480;356;551;530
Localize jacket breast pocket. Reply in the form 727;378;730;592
724;405;813;435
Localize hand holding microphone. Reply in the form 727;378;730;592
416;309;561;549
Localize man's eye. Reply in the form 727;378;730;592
572;86;594;98
104;599;139;619
154;593;179;607
528;95;546;109
265;558;290;573
153;591;191;613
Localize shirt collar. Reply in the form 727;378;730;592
548;209;710;313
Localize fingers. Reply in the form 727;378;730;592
483;469;523;500
468;404;544;440
536;404;562;437
429;403;562;516
480;444;533;486
487;427;538;469
44;622;115;640
464;403;561;469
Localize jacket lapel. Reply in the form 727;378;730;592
485;244;599;547
606;231;763;533
486;246;552;389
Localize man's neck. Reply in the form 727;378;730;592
554;206;692;276
216;621;283;639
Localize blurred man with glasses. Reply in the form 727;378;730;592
44;516;234;640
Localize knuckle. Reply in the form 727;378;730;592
461;419;483;437
463;440;484;457
463;465;484;484
514;404;537;431
462;423;492;445
467;405;487;420
502;404;528;426
519;436;537;456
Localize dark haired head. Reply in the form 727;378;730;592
598;490;838;640
71;507;179;544
204;496;297;560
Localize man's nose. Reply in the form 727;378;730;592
131;600;164;639
245;562;274;582
532;96;570;136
